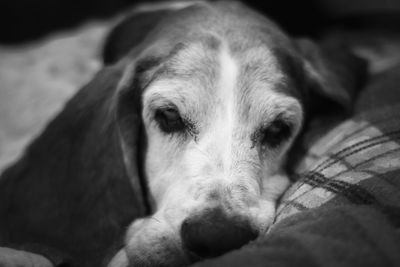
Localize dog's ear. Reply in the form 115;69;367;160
114;53;167;212
0;65;147;265
295;38;367;115
114;63;150;212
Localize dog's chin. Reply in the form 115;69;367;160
126;237;188;267
108;246;188;267
108;237;189;267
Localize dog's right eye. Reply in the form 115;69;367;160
260;119;292;148
155;108;185;133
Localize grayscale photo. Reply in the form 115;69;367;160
0;0;400;266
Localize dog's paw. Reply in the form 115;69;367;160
0;247;53;267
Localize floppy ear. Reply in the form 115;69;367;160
0;65;147;266
295;38;367;114
114;63;151;212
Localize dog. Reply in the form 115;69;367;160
0;1;365;267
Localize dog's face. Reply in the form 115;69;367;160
139;37;302;258
108;2;364;266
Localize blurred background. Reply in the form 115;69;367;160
1;0;400;43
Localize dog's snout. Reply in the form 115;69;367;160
180;208;258;258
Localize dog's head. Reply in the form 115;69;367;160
104;1;365;266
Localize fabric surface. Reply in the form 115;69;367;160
276;64;400;223
193;63;400;267
276;107;400;223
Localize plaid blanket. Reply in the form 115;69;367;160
192;66;400;266
276;108;400;222
276;65;400;222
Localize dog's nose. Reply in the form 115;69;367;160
180;208;258;258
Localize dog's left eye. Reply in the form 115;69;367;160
260;120;292;148
155;107;185;133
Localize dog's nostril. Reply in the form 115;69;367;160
180;208;258;258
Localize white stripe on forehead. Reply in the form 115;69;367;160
219;44;237;128
214;44;238;174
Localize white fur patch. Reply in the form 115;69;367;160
215;45;238;176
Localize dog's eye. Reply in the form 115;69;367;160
261;120;291;147
155;107;185;133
